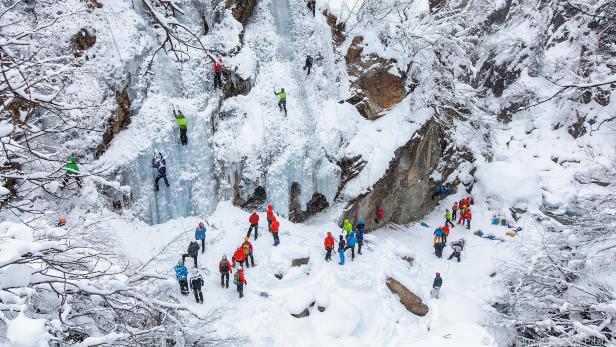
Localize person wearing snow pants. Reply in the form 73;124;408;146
190;270;204;303
338;235;346;265
247;210;259;240
219;256;232;288
345;231;356;261
181;241;200;268
195;222;206;253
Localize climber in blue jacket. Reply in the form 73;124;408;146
175;261;189;295
345;231;357;261
356;219;365;255
195;222;206;253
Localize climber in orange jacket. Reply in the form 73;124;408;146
324;232;335;261
270;218;280;246
465;209;473;229
266;204;275;229
232;247;246;268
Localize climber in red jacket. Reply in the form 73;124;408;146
212;56;223;89
375;206;384;224
324;232;335;261
266;204;276;230
232;247;246;268
247;209;259;240
270;218;280;246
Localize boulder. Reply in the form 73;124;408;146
402;256;414;267
291;308;310;318
72;28;96;57
343;120;446;230
291;257;310;267
386;277;429;316
345;36;407;120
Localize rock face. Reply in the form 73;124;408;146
343;120;445;230
289;183;330;222
335;155;366;199
345;36;407;120
225;0;257;25
386;277;429;316
222;69;252;98
95;88;131;158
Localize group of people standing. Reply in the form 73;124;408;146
323;218;366;265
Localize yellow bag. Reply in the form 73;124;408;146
506;231;516;237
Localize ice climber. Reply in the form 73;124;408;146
234;267;247;298
338;234;346;265
270;217;280;246
212;56;223;89
232;246;246;268
151;152;169;192
448;239;465;262
303;55;313;75
61;156;82;189
375;206;384;224
356;219;365;255
175;260;189;295
247;209;259;240
324;232;335;261
431;273;442;299
242;236;255;268
274;88;287;116
219;255;232;288
195;222;206;253
182;241;200;268
190;269;204;304
173;109;188;145
306;0;316;16
345;230;356;261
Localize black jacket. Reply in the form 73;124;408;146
433;276;442;288
188;241;200;257
338;238;346;251
190;274;204;288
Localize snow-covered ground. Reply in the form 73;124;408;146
90;191;525;346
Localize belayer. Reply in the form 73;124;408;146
151;152;170;192
274;88;287;116
324;231;335;261
448;238;465;262
195;222;206;253
356;219;365;255
247;209;259;240
219;255;232;288
234;267;247;298
242;236;255;268
173;108;188;145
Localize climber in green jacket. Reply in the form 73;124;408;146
343;219;353;234
274;88;287;116
61;156;82;189
173;109;188;145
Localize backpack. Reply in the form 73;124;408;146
233;273;240;285
243;243;251;255
219;260;229;272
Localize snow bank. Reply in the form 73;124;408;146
474;161;542;210
6;312;50;347
396;322;496;346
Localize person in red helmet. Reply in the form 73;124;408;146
234;267;247;298
323;232;335;261
212;56;223;88
266;204;275;230
232;246;246;268
242;236;255;268
219;255;232;288
247;209;259;240
270;218;280;246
